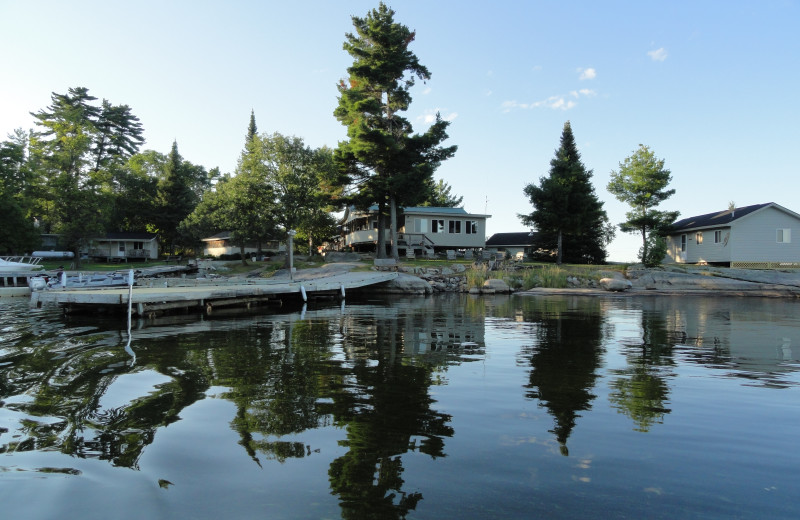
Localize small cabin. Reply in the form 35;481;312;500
87;232;159;262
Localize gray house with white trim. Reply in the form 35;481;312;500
665;202;800;268
340;206;490;255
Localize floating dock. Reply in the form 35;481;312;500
30;271;398;317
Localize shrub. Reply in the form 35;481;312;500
465;264;490;289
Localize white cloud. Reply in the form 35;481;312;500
422;87;432;95
504;88;595;112
578;67;597;80
648;47;668;61
421;109;458;123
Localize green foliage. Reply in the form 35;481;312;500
519;122;610;264
641;234;668;267
155;141;203;254
0;194;40;254
334;2;456;259
607;144;679;263
465;264;489;288
421;178;463;207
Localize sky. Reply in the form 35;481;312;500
1;0;798;261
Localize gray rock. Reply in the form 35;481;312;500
599;278;632;292
483;278;511;293
380;273;433;295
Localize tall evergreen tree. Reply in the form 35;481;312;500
519;121;611;264
246;109;258;144
333;2;456;259
155;141;199;255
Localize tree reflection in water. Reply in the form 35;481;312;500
608;309;675;432
515;297;604;456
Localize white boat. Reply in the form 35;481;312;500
0;256;44;272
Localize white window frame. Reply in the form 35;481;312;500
714;230;723;243
680;234;686;252
777;228;791;243
696;232;703;245
431;219;445;233
466;220;477;235
449;220;461;234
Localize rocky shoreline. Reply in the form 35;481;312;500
222;256;800;298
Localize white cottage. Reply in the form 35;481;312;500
665;202;800;268
87;232;159;262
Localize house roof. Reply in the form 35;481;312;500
669;202;781;232
202;231;234;242
98;232;158;241
342;205;490;223
486;232;539;247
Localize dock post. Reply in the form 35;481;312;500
300;285;307;302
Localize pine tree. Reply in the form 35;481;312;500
156;141;198;255
519;121;611;264
607;144;678;264
333;2;455;259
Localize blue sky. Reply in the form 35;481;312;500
2;0;798;261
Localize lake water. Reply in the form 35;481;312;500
1;293;799;519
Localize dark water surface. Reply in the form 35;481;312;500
1;294;799;519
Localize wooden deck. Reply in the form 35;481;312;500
30;271;398;317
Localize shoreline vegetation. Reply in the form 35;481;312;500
38;254;800;298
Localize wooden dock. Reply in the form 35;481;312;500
30;271;398;317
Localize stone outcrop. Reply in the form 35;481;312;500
380;273;434;295
482;278;511;294
599;277;632;292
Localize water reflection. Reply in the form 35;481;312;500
2;295;800;519
512;297;605;455
608;309;675;432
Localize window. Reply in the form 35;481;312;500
466;220;477;234
777;228;792;243
431;219;444;233
133;241;144;250
680;234;686;252
371;220;378;230
449;220;461;233
412;218;427;233
119;242;126;253
696;232;703;245
714;230;723;243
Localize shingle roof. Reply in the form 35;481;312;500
486;232;538;247
669;203;772;232
102;232;158;241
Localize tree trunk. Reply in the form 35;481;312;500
375;201;387;259
641;227;648;263
389;196;399;260
556;229;563;265
240;243;248;266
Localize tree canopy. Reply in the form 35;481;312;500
333;2;456;259
607;144;678;265
519;121;611;264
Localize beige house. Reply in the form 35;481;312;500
201;231;285;258
340;206;490;256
